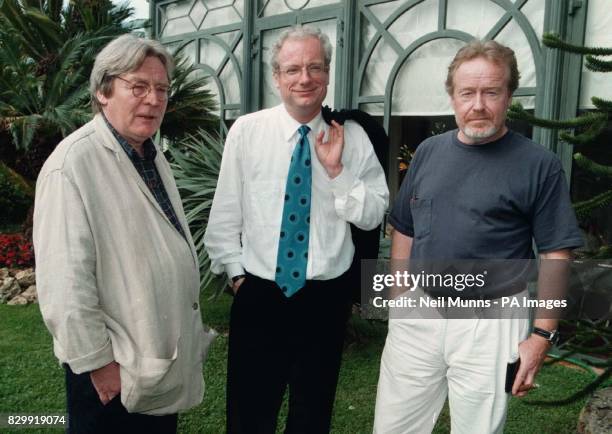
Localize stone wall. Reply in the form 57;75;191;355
0;267;37;305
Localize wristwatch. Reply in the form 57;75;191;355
532;327;560;346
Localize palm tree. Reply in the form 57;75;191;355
0;0;219;242
0;0;132;180
0;0;218;182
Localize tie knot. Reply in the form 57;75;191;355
298;125;310;138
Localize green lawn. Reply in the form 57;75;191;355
0;292;597;433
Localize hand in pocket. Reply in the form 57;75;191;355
90;361;121;405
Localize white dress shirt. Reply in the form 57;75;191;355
204;104;389;281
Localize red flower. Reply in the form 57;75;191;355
0;233;34;268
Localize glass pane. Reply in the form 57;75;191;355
162;16;197;37
199;38;228;71
359;12;377;60
190;0;207;28
521;0;546;41
202;3;242;28
234;0;244;17
261;27;283;108
361;37;398;97
164;40;186;55
225;108;242;120
580;0;612;108
175;40;197;64
190;68;221;117
391;38;465;116
358;102;385;116
495;19;537;88
446;0;506;38
367;0;403;24
219;62;241;104
204;0;238;9
388;0;438;47
512;95;535;110
261;19;336;110
233;39;244;71
165;0;192;19
261;0;341;17
214;30;241;47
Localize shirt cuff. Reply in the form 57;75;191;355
329;167;356;197
224;263;245;280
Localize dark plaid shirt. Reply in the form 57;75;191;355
104;116;186;240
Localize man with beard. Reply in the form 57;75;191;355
373;40;583;433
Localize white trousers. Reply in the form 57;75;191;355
374;309;529;434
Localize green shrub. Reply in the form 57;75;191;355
0;162;33;226
168;129;226;296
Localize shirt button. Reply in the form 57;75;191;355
192;302;199;310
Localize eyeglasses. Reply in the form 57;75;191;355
277;64;328;78
115;76;170;100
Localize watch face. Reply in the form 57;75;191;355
550;330;560;345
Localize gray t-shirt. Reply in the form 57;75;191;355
389;129;584;261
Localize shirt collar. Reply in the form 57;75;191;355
102;113;157;161
277;104;325;142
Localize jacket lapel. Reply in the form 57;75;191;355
94;115;168;218
92;115;195;264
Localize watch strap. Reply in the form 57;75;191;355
532;327;559;345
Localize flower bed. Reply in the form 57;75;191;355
0;233;33;268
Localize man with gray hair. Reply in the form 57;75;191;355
34;34;211;433
373;39;582;433
204;25;388;432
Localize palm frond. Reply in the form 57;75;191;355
0;0;44;59
44;32;108;108
45;0;62;23
8;114;42;150
0;0;63;61
21;5;63;50
0;25;33;79
168;129;226;296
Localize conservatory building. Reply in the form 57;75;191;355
149;0;611;200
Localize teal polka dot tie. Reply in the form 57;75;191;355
275;125;312;297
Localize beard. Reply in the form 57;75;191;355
462;123;500;142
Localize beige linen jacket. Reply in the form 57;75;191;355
33;114;213;415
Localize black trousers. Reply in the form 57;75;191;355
226;271;353;434
64;365;177;434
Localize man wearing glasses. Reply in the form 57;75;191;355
205;25;388;433
34;35;211;433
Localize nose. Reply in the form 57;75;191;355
298;68;314;83
473;93;485;110
144;88;164;105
